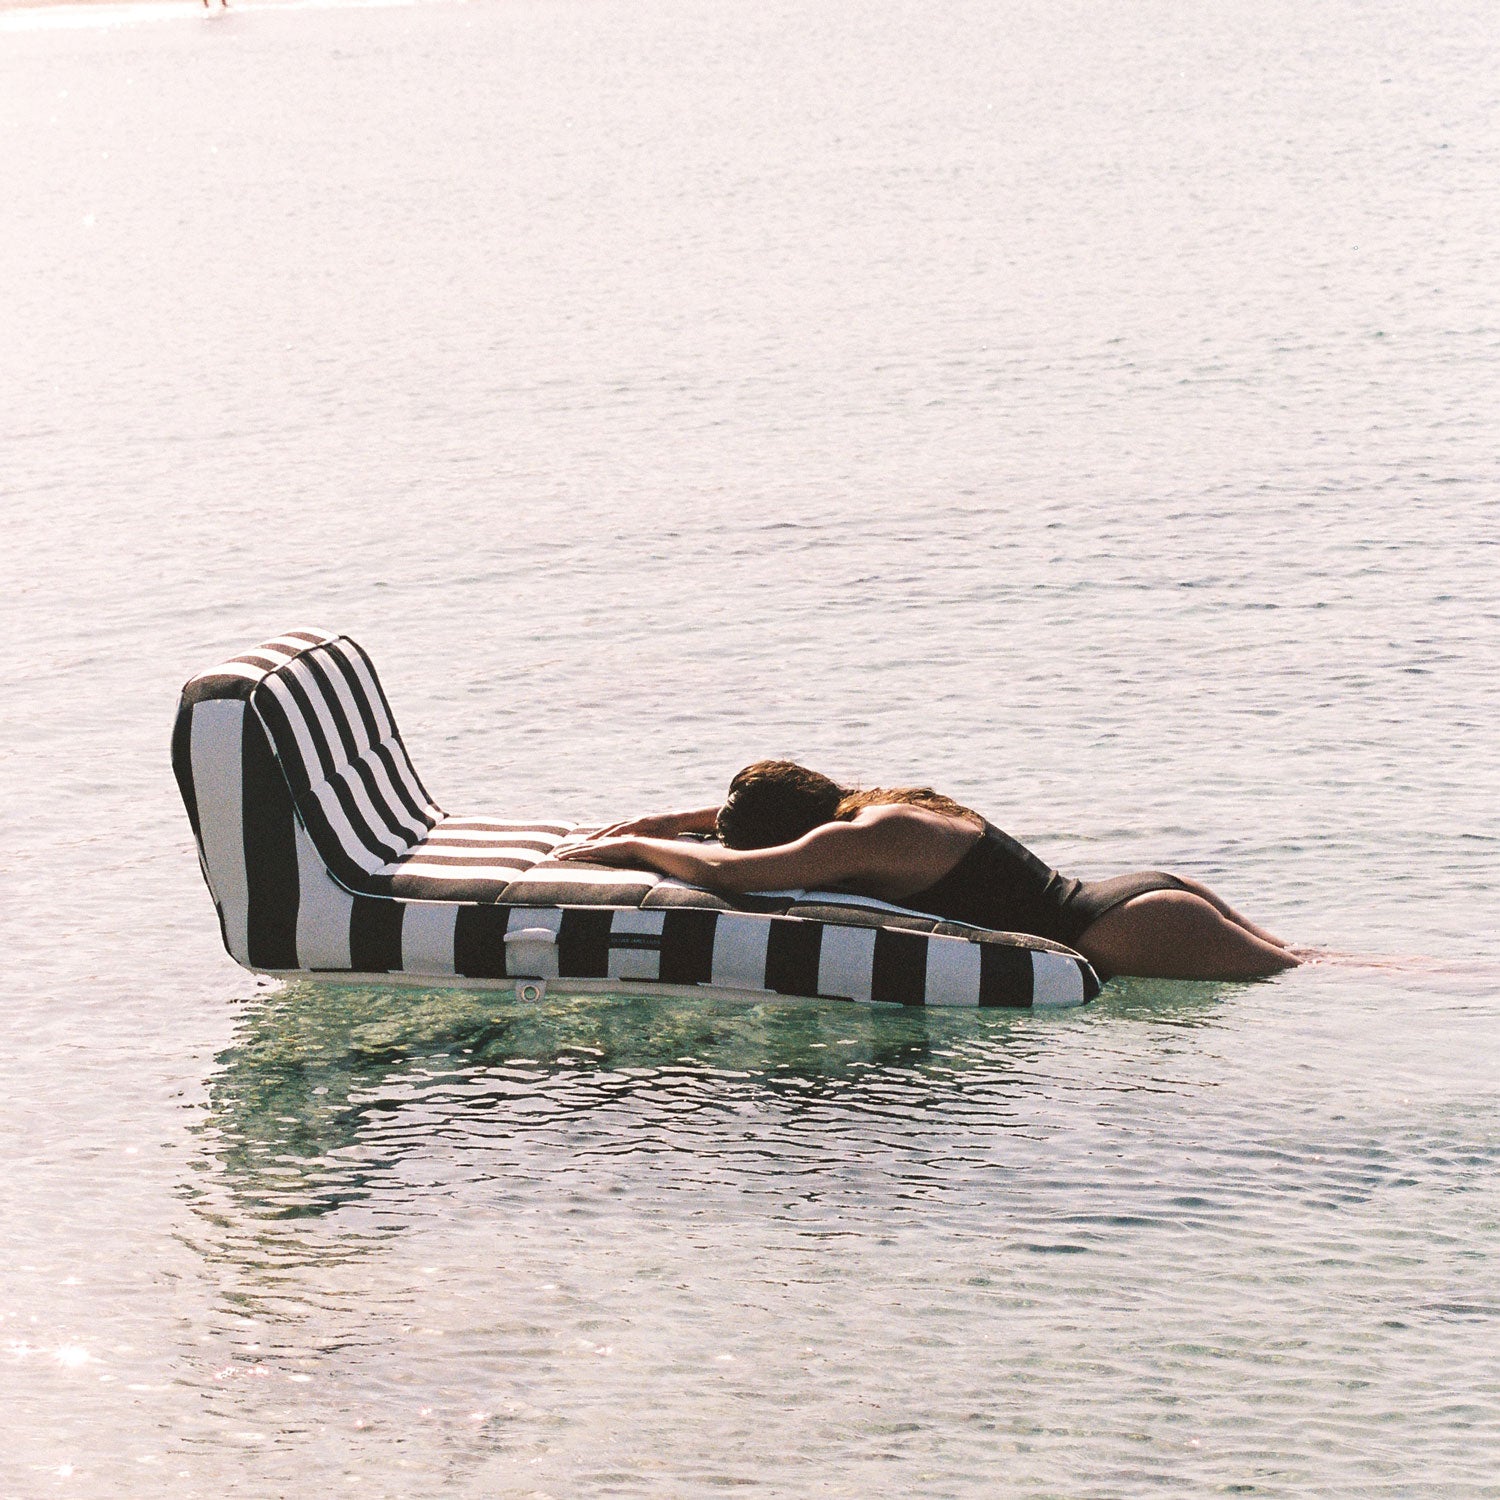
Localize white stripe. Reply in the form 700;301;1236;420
363;742;431;838
397;838;547;861
332;638;396;744
281;657;389;826
293;819;352;969
401;902;458;975
308;781;389;874
185;662;265;687
260;672;409;863
306;750;419;852
267;627;336;652
304;648;377;757
265;659;428;854
608;909;665;981
189;700;250;965
380;736;443;823
505;907;561;978
711;915;772;991
421;828;563;848
441;820;576;835
1030;951;1087;1007
259;674;326;791
181;629;334;692
380;860;532;881
816;924;875;1002
924;936;981;1008
334;767;414;859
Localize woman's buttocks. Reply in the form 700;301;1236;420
1057;871;1190;944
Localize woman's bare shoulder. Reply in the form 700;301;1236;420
845;803;980;833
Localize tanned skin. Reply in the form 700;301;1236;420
559;804;1299;982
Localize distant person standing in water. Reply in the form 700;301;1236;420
557;760;1301;982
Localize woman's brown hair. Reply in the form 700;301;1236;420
716;760;979;849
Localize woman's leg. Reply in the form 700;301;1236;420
1076;889;1300;981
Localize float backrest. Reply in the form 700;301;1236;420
247;635;441;889
172;628;442;969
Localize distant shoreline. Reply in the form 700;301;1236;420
0;0;215;9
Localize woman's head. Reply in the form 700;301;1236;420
716;761;983;848
715;760;847;849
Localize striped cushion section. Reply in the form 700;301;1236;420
378;823;591;901
368;904;1095;1007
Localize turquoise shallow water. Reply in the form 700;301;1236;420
2;0;1498;1493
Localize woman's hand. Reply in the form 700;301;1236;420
554;836;651;868
593;813;687;839
551;817;884;893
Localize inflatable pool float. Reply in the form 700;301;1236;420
172;630;1102;1009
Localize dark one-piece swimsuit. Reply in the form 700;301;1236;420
902;821;1186;950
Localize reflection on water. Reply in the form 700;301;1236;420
170;973;1500;1500
197;979;1237;1225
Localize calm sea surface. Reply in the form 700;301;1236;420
2;0;1498;1494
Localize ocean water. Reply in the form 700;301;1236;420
2;0;1498;1493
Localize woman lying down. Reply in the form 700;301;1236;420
557;760;1303;982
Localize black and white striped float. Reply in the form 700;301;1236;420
172;631;1101;1010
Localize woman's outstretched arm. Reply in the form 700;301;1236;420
555;812;940;894
592;806;721;839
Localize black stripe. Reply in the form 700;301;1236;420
241;712;299;970
369;738;439;831
313;772;406;866
257;660;416;870
340;638;399;739
558;909;613;978
251;680;315;797
659;909;718;984
323;639;385;749
340;636;440;820
180;672;257;707
385;740;439;819
502;879;657;906
871;928;928;1007
272;664;340;786
283;667;408;854
297;650;365;762
292;789;380;890
608;932;663;951
453;905;512;978
978;942;1034;1008
765;917;823;997
388;873;513;902
339;642;435;846
386;853;537;870
349;896;405;972
171;699;201;843
345;746;425;848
